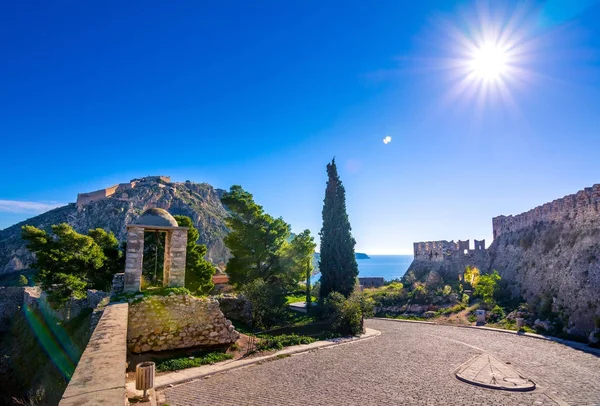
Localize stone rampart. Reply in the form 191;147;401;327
492;184;600;239
60;302;129;406
76;176;171;208
413;239;486;261
127;294;239;353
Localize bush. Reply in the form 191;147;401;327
488;305;505;323
322;291;373;336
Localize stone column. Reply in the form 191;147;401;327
124;227;145;292
165;229;187;287
162;231;172;287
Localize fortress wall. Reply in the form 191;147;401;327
76;177;166;208
492;184;600;239
413;239;486;261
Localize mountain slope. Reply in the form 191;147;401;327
0;181;230;274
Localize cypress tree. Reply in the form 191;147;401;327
319;158;358;299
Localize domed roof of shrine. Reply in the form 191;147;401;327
134;208;179;227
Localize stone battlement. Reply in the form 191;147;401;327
76;175;171;208
413;239;486;262
492;184;600;239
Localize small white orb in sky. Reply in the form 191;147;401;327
383;136;392;144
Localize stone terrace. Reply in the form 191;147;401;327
164;319;600;406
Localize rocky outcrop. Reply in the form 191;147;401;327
0;180;231;274
127;294;239;353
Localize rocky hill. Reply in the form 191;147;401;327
0;180;230;275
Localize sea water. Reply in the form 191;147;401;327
312;255;413;284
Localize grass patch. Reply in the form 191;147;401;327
154;351;233;372
255;334;316;351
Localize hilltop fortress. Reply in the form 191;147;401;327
76;176;171;208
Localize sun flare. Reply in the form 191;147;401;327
425;1;538;110
469;43;510;81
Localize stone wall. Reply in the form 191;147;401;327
492;184;600;239
127;294;239;353
359;277;385;288
413;239;486;261
0;287;109;331
0;287;30;331
60;303;129;406
216;294;253;326
36;290;109;322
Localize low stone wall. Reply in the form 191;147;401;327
60;302;129;405
128;294;239;353
37;290;109;322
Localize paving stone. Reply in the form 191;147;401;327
164;319;600;406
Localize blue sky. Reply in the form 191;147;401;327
1;0;599;254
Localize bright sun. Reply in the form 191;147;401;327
469;43;509;81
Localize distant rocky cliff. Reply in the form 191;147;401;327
0;179;230;274
404;184;600;336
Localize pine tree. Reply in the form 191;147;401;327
319;158;358;299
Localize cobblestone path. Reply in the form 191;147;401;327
163;319;600;405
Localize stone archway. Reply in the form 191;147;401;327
124;208;188;292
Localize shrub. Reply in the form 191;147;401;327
488;305;505;323
322;291;372;336
242;279;287;329
461;293;470;305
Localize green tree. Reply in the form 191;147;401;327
142;231;166;286
319;158;359;299
280;230;317;289
174;215;216;294
21;224;106;304
221;185;291;287
474;270;502;305
221;186;316;327
88;228;124;291
18;274;29;286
